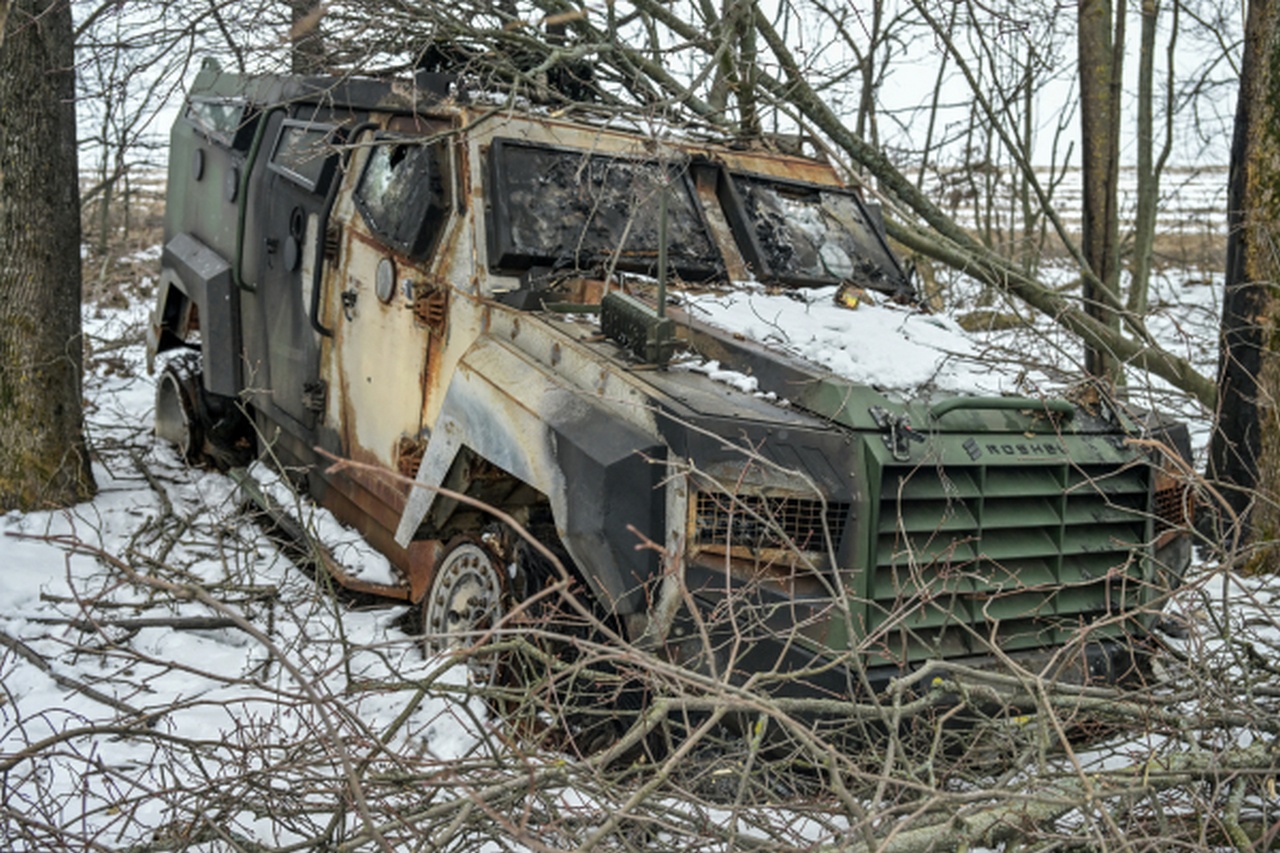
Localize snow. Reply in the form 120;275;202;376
1;300;491;848
247;461;398;586
680;283;1030;400
671;357;766;396
678;272;1093;407
674;263;1222;468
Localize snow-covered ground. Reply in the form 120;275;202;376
2;300;493;849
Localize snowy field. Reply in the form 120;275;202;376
921;164;1230;240
3;232;1279;848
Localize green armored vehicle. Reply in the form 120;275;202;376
149;59;1191;703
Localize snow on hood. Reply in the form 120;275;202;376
677;283;1043;401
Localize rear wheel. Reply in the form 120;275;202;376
154;353;205;464
154;351;253;469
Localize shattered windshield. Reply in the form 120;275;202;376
488;140;721;280
730;175;909;296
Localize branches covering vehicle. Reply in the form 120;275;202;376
149;60;1193;711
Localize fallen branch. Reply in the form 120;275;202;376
25;615;244;632
0;628;149;721
832;740;1280;853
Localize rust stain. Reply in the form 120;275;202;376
455;133;470;214
424;310;447;415
714;148;837;184
406;539;441;603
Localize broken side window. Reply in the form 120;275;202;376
268;120;339;193
353;135;451;259
725;174;912;298
487;139;721;281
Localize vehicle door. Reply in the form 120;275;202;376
320;123;455;470
251;113;344;432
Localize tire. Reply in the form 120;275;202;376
154;353;205;465
154;351;253;469
421;537;506;684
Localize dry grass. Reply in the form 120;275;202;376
968;227;1226;274
80;173;167;309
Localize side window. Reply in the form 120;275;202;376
268;119;339;193
184;98;254;149
353;136;451;259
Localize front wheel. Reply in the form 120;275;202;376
421;538;506;683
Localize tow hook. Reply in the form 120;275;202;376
870;405;925;462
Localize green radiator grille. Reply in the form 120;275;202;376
871;460;1151;663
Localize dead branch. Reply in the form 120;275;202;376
0;629;148;720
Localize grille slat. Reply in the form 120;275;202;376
980;497;1058;528
878;499;977;534
873;458;1151;662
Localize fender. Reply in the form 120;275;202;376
151;232;242;397
395;334;667;616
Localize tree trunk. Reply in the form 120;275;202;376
1077;0;1126;384
1208;0;1280;559
854;0;883;148
289;0;326;74
1128;0;1159;315
0;0;96;510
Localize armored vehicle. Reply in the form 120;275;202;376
150;59;1191;703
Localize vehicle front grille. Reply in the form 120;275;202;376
871;460;1151;664
694;491;850;554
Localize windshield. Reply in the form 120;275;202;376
729;174;909;296
488;139;721;281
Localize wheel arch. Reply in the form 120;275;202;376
396;337;669;619
147;233;242;398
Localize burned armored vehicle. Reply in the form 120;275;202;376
150;59;1192;704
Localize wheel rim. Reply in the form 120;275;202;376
423;541;504;680
154;369;198;461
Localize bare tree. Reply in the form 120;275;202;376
289;0;326;73
1077;0;1127;384
1126;0;1175;315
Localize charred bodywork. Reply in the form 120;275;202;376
151;60;1192;701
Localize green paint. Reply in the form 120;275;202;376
853;430;1153;662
